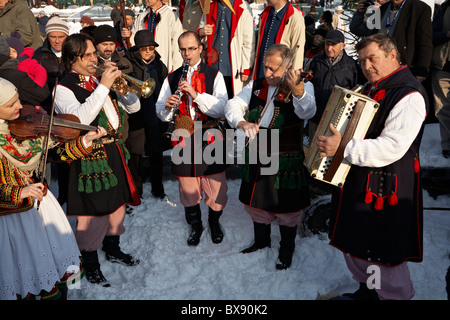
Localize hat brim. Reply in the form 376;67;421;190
137;41;159;48
325;39;344;44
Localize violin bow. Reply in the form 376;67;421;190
37;79;58;209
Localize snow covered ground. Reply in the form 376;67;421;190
33;1;449;306
47;123;449;302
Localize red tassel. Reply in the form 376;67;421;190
388;193;398;206
374;196;384;210
364;191;373;204
414;158;420;173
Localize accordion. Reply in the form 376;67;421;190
304;85;380;187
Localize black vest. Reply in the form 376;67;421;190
169;63;229;177
238;78;310;213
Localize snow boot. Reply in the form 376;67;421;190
241;222;271;253
341;282;380;300
102;235;140;266
208;207;224;244
185;204;203;246
275;225;297;270
81;250;110;287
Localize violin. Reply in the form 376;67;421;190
7;105;119;142
275;70;313;103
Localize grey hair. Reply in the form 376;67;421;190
264;44;293;66
355;33;401;63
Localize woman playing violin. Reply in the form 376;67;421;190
0;78;107;300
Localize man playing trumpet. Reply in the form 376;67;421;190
54;33;141;286
225;44;316;270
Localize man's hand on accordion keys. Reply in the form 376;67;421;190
316;123;342;158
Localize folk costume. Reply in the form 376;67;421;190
200;0;255;97
225;78;316;269
54;72;141;284
329;65;428;299
253;2;306;80
131;3;184;72
0;81;92;300
156;60;229;245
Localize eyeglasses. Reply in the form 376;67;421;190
139;46;155;52
80;51;98;59
179;47;199;53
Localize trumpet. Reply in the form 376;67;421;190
93;64;156;98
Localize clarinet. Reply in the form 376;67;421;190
164;60;190;140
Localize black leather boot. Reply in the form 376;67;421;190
241;222;271;253
276;225;297;270
208;207;224;244
185;204;203;246
80;250;110;287
102;235;140;266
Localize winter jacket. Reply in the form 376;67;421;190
349;0;432;77
33;38;67;112
309;50;359;124
0;53;49;107
17;47;47;88
0;0;42;49
131;4;184;73
127;48;167;130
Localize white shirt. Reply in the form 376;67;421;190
344;91;426;167
155;60;228;122
54;75;140;130
224;80;316;129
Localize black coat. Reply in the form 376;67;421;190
309;50;359;124
350;0;432;77
0;54;49;107
127;49;168;131
33;38;67;112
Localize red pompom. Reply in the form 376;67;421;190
374;196;384;210
388;193;398;206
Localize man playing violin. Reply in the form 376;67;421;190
53;33;141;287
225;44;316;270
